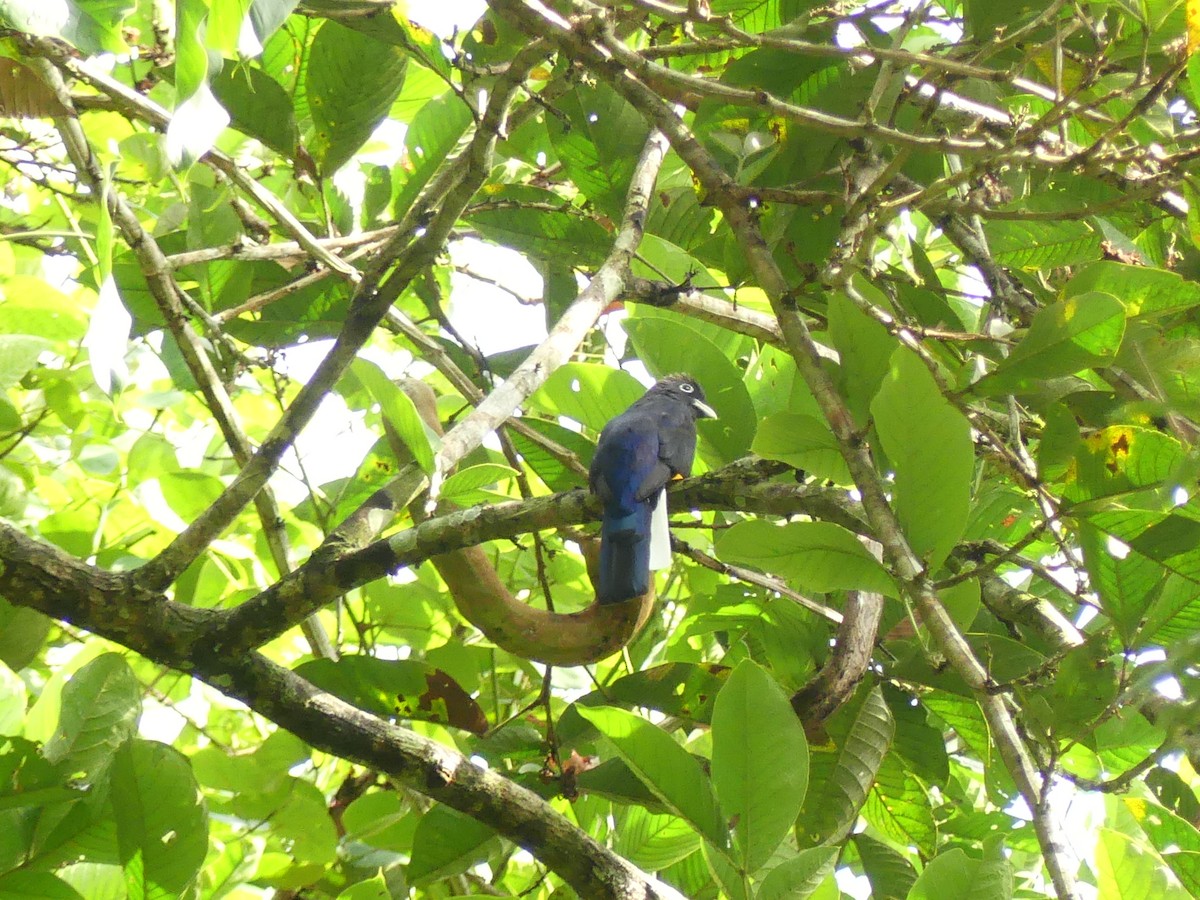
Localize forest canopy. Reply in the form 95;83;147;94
0;1;1199;898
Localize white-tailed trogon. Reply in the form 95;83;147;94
589;374;717;604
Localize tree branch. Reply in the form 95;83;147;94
25;49;337;658
0;520;682;899
210;653;688;900
488;2;1080;894
133;43;551;590
204;459;853;655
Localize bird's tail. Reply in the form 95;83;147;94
597;501;654;604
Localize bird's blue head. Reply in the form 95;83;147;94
647;374;718;420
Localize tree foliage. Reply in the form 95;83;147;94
0;0;1199;898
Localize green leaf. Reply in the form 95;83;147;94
798;687;894;847
574;705;727;849
986;219;1102;269
394;92;473;219
439;463;518;504
307;21;407;176
907;847;1014;900
886;686;950;785
348;359;436;474
645;187;719;258
247;0;298;47
205;0;253;55
174;0;210;102
864;754;936;856
0;599;51;672
940;579;981;631
467;185;609;266
752;412;850;483
58;861;127;898
547;81;651;215
872;348;973;569
854;833;917;900
530;363;645;433
711;660;808;873
506;417;595;491
43;653;141;783
0;660;25;735
1066;426;1183;504
704;837;751;900
1038;402;1081;481
337;872;391;900
0;872;86;900
211;63;299;156
923;692;990;766
613;807;702;872
717;520;897;597
0;0;128;54
0;279;87;342
1144;572;1200;646
755;846;837;900
408;804;496;885
197;836;261;899
341;790;410;851
1125;797;1200;894
975;292;1125;395
0;335;51;389
158;472;225;524
1067;260;1200;318
557;663;730;746
964;0;1042;39
111;740;209;900
623;315;757;462
629;235;727;297
828;291;896;428
295;656;487;734
1124;511;1200;585
1095;828;1190;900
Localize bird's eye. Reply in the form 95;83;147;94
680;383;695;393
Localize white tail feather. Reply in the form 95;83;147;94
648;489;671;570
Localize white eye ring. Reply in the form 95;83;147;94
680;383;695;393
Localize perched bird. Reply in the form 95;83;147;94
589;374;717;604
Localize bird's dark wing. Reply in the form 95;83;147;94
590;410;665;603
588;377;708;604
656;407;697;478
622;402;696;502
590;409;662;512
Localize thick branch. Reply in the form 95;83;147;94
205;460;853;654
210;654;686;900
0;528;681;900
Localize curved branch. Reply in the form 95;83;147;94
791;590;882;728
195;129;673;663
204;459;856;655
394;380;656;666
429;537;657;665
